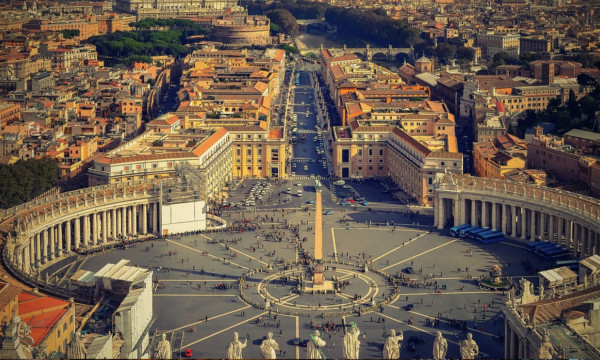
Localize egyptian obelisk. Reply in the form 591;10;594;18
313;180;324;285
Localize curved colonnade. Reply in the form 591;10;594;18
1;180;172;286
434;173;600;258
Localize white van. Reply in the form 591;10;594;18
296;190;303;197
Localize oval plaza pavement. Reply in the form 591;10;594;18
39;204;553;359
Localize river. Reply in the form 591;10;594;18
296;30;401;71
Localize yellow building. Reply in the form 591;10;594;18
473;134;527;179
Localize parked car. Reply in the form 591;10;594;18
333;180;345;186
184;349;193;357
325;209;333;215
404;266;414;274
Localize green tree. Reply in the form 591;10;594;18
266;9;298;36
456;47;475;62
435;43;456;64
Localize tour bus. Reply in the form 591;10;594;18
468;227;491;239
536;244;561;256
555;259;579;270
463;226;486;238
450;224;470;237
479;231;504;243
459;226;480;238
475;229;503;240
546;247;569;257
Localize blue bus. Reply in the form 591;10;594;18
469;228;490;239
450;224;470;237
545;247;568;256
536;243;560;253
459;226;479;238
479;231;504;243
527;241;546;250
555;259;579;267
548;250;570;260
475;229;498;240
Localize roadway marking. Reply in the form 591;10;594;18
389;291;491;296
170;304;252;332
295;316;300;359
167;239;250;270
154;294;236;297
156;279;237;282
499;241;528;249
331;228;338;262
382;240;458;271
406;308;498;338
180;311;269;349
372;232;429;262
377;312;489;357
200;234;268;266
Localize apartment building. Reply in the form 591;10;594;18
88;128;233;202
473;134;527;179
477;32;520;59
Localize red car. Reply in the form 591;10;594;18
184;348;193;358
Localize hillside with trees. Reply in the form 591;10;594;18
0;158;59;209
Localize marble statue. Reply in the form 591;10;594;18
306;330;326;359
155;333;171;359
260;332;279;359
432;331;448;360
383;329;403;359
538;334;557;360
342;325;360;359
539;284;544;300
459;333;479;359
67;332;87;359
226;332;247;359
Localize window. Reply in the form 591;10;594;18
125;166;129;170
368;166;373;170
236;149;241;156
379;149;384;156
358;166;362;170
153;163;157;168
342;149;350;163
168;162;172;167
358;149;363;156
368;149;373;156
247;149;252;156
441;162;445;166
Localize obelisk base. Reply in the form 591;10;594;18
313;264;324;285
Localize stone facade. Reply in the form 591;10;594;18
211;14;271;46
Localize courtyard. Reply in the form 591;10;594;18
50;205;557;359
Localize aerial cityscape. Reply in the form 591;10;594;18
0;0;599;359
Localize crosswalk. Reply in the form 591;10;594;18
292;158;321;163
289;175;332;180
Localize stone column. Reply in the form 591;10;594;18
566;220;573;251
65;219;71;253
520;207;527;240
29;241;34;269
93;212;99;245
142;204;148;234
460;198;467;225
102;210;107;243
42;229;48;264
453;197;459;227
83;214;89;246
132;205;137;236
74;217;80;251
587;230;595;257
573;223;579;254
35;233;41;266
492;202;498;231
24;242;30;274
557;217;563;245
57;222;63;256
530;210;536;241
152;202;158;233
471;199;477;227
502;203;507;234
539;212;545;241
481;201;487;228
581;227;588;257
548;215;554;243
122;206;127;237
112;209;117;238
438;197;445;230
511;205;517;236
49;225;55;259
